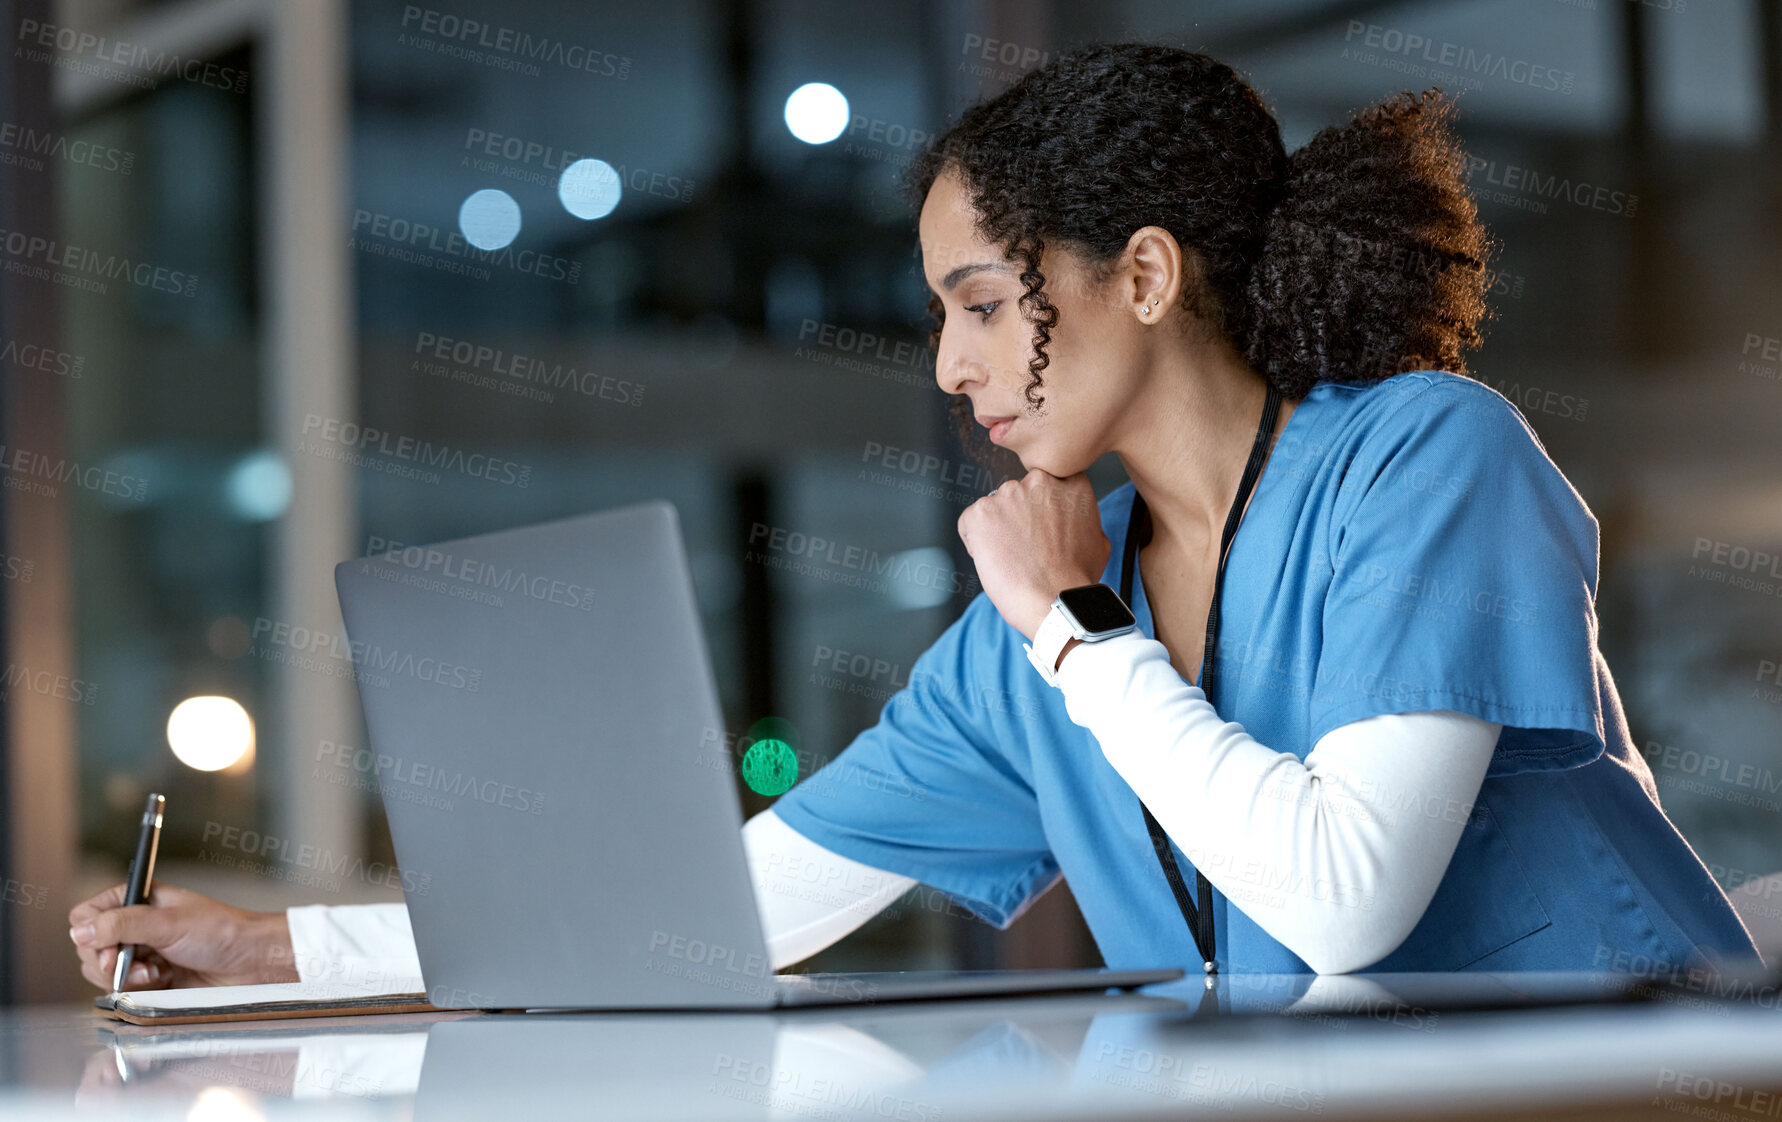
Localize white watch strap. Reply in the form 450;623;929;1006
1026;602;1075;687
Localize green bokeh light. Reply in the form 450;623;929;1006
741;737;799;796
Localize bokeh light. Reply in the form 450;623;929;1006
458;188;521;250
884;546;958;610
187;1086;266;1122
224;450;292;522
167;696;255;773
558;157;622;220
783;82;848;144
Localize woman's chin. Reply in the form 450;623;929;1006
1015;449;1082;479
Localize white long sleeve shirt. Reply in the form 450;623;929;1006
289;637;1499;979
1049;629;1500;973
286;808;915;982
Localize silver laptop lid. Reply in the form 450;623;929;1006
334;501;774;1009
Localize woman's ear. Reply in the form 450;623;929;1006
1122;225;1186;321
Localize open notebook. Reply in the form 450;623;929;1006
95;979;436;1026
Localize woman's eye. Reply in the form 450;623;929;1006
964;301;999;321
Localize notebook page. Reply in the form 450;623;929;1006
116;978;425;1011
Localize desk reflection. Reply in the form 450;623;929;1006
71;971;1685;1120
81;1022;433;1109
80;987;1188;1116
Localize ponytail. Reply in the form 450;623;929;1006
1242;89;1496;397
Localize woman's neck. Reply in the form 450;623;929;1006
1114;342;1293;561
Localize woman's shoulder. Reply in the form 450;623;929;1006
1323;368;1526;426
1312;368;1554;468
1312;367;1594;540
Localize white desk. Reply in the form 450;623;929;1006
9;973;1782;1120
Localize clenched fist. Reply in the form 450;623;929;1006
957;470;1108;640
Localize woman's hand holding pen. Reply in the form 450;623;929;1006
68;882;299;990
957;469;1109;641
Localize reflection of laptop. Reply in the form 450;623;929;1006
334;501;1180;1009
412;991;1185;1116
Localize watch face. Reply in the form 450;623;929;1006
1058;584;1136;634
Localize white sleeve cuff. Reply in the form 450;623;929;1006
282;817;911;988
744;809;916;970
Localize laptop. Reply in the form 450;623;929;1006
333;500;1181;1009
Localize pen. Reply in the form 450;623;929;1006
109;1039;133;1084
111;793;165;994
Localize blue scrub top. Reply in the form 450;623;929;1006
770;370;1760;973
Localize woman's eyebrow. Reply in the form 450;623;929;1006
929;261;1009;296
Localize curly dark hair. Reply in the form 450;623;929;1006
903;42;1497;465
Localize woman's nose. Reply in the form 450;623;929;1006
935;328;998;397
935;334;973;396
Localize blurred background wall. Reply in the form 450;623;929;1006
2;0;1780;1003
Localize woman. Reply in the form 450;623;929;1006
71;43;1757;988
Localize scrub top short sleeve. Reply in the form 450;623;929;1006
767;594;1061;929
1311;377;1607;774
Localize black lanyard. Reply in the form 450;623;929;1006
1118;382;1282;976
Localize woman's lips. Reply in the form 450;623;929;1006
978;415;1015;444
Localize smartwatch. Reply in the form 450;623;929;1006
1023;583;1138;686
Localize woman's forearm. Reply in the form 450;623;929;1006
744;809;916;968
1053;630;1500;973
284;810;913;981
